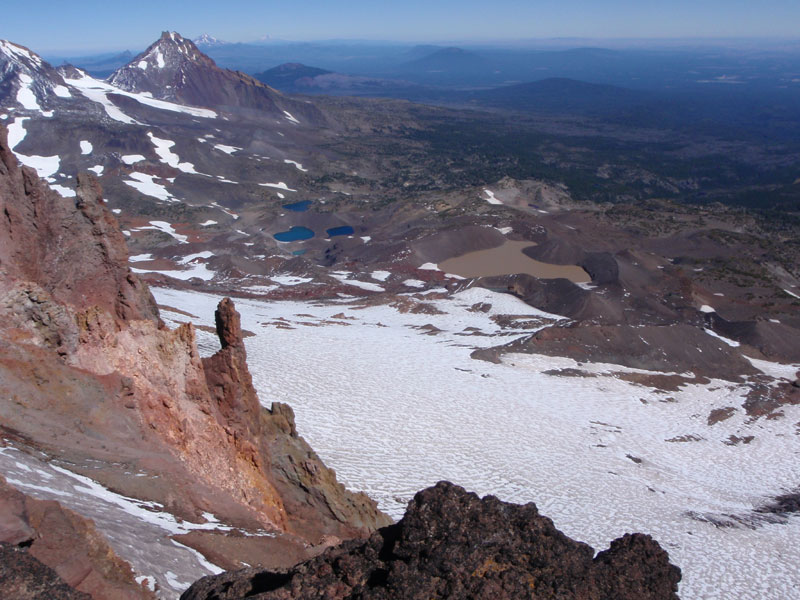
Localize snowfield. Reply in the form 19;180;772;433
64;72;217;121
484;189;503;204
154;286;800;600
124;172;174;202
6;116;61;177
148;132;204;174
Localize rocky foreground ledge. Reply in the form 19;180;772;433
182;481;681;600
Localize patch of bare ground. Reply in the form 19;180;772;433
707;407;737;425
542;368;599;378
194;323;255;338
612;372;709;392
724;435;754;446
454;326;487;337
743;379;800;418
491;314;554;330
467;302;492;313
687;487;800;530
158;304;199;319
665;434;704;443
408;323;443;335
319;319;352;326
172;530;323;572
757;489;800;517
390;297;446;315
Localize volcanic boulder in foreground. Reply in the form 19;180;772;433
182;481;681;600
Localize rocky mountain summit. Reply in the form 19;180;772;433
108;31;322;119
182;482;681;600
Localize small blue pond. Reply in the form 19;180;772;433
273;227;315;242
326;226;355;238
292;249;307;256
283;200;313;212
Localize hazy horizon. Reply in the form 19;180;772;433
3;0;800;54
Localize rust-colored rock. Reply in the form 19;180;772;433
0;476;153;599
181;482;681;600
0;127;159;326
215;297;243;349
0;121;389;575
201;297;391;538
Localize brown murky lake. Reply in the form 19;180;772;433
439;240;591;283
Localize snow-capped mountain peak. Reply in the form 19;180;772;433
193;33;228;48
0;40;43;70
0;40;72;114
105;31;323;120
107;31;217;99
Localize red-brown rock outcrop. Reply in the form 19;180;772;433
0;476;153;599
0;121;389;591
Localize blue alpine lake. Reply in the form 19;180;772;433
273;227;315;242
326;226;355;238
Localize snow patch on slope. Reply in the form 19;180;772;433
148;132;204;174
121;154;145;165
484;189;502;205
5;116;60;177
259;181;296;191
124;172;174;202
330;272;385;293
284;159;308;172
15;73;41;111
213;144;241;154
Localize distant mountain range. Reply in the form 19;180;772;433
45;37;800;96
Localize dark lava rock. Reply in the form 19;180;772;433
0;543;91;600
756;488;800;516
182;481;681;600
580;252;619;285
505;321;758;382
706;313;800;363
480;273;623;323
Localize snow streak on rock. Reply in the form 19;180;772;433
0;446;226;597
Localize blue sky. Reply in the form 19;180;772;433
3;0;799;53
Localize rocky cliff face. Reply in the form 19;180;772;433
0;121;389;594
0;136;159;324
182;481;681;600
